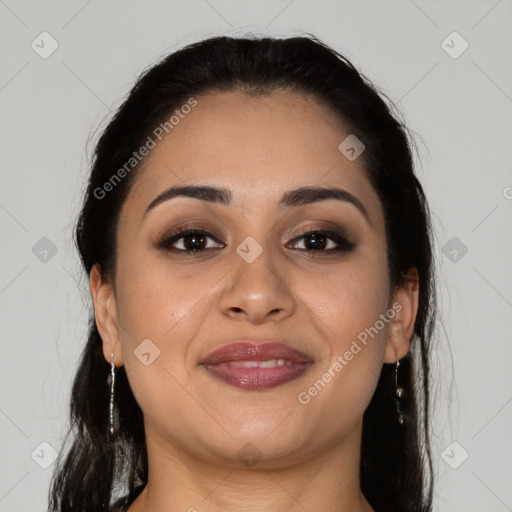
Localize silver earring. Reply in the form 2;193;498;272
395;359;404;424
109;353;116;436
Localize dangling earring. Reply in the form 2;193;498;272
109;352;116;436
395;358;404;424
103;354;117;512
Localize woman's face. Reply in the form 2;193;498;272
93;90;411;468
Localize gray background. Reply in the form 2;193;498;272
1;0;511;510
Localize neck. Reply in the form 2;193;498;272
128;419;374;512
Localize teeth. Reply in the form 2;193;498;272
259;359;286;368
222;359;292;368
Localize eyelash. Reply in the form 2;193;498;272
158;227;355;255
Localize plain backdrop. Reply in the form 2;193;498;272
1;1;511;510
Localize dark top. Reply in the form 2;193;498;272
110;485;145;511
110;496;129;511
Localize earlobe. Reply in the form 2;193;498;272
89;264;123;367
383;268;419;364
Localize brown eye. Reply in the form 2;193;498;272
288;230;355;253
159;229;224;253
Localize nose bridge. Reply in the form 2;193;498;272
235;234;278;287
219;232;296;322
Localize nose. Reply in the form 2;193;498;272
218;240;297;325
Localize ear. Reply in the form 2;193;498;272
89;263;124;367
383;267;419;364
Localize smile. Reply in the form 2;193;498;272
202;359;313;389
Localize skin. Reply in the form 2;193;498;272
90;90;419;512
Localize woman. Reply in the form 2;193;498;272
49;34;436;512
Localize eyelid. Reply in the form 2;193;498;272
159;222;224;242
157;222;355;253
287;227;355;252
158;227;225;251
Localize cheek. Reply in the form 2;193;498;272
116;255;204;338
295;250;390;411
115;262;212;425
300;251;390;349
115;255;223;382
296;299;389;433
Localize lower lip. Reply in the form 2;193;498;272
201;361;313;390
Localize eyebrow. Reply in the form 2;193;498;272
143;184;370;224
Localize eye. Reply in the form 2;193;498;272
288;229;355;253
158;228;224;254
158;227;355;255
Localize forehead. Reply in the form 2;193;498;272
121;90;383;224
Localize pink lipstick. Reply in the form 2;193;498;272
200;341;314;390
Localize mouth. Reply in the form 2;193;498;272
199;341;314;390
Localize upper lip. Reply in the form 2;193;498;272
200;341;314;365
